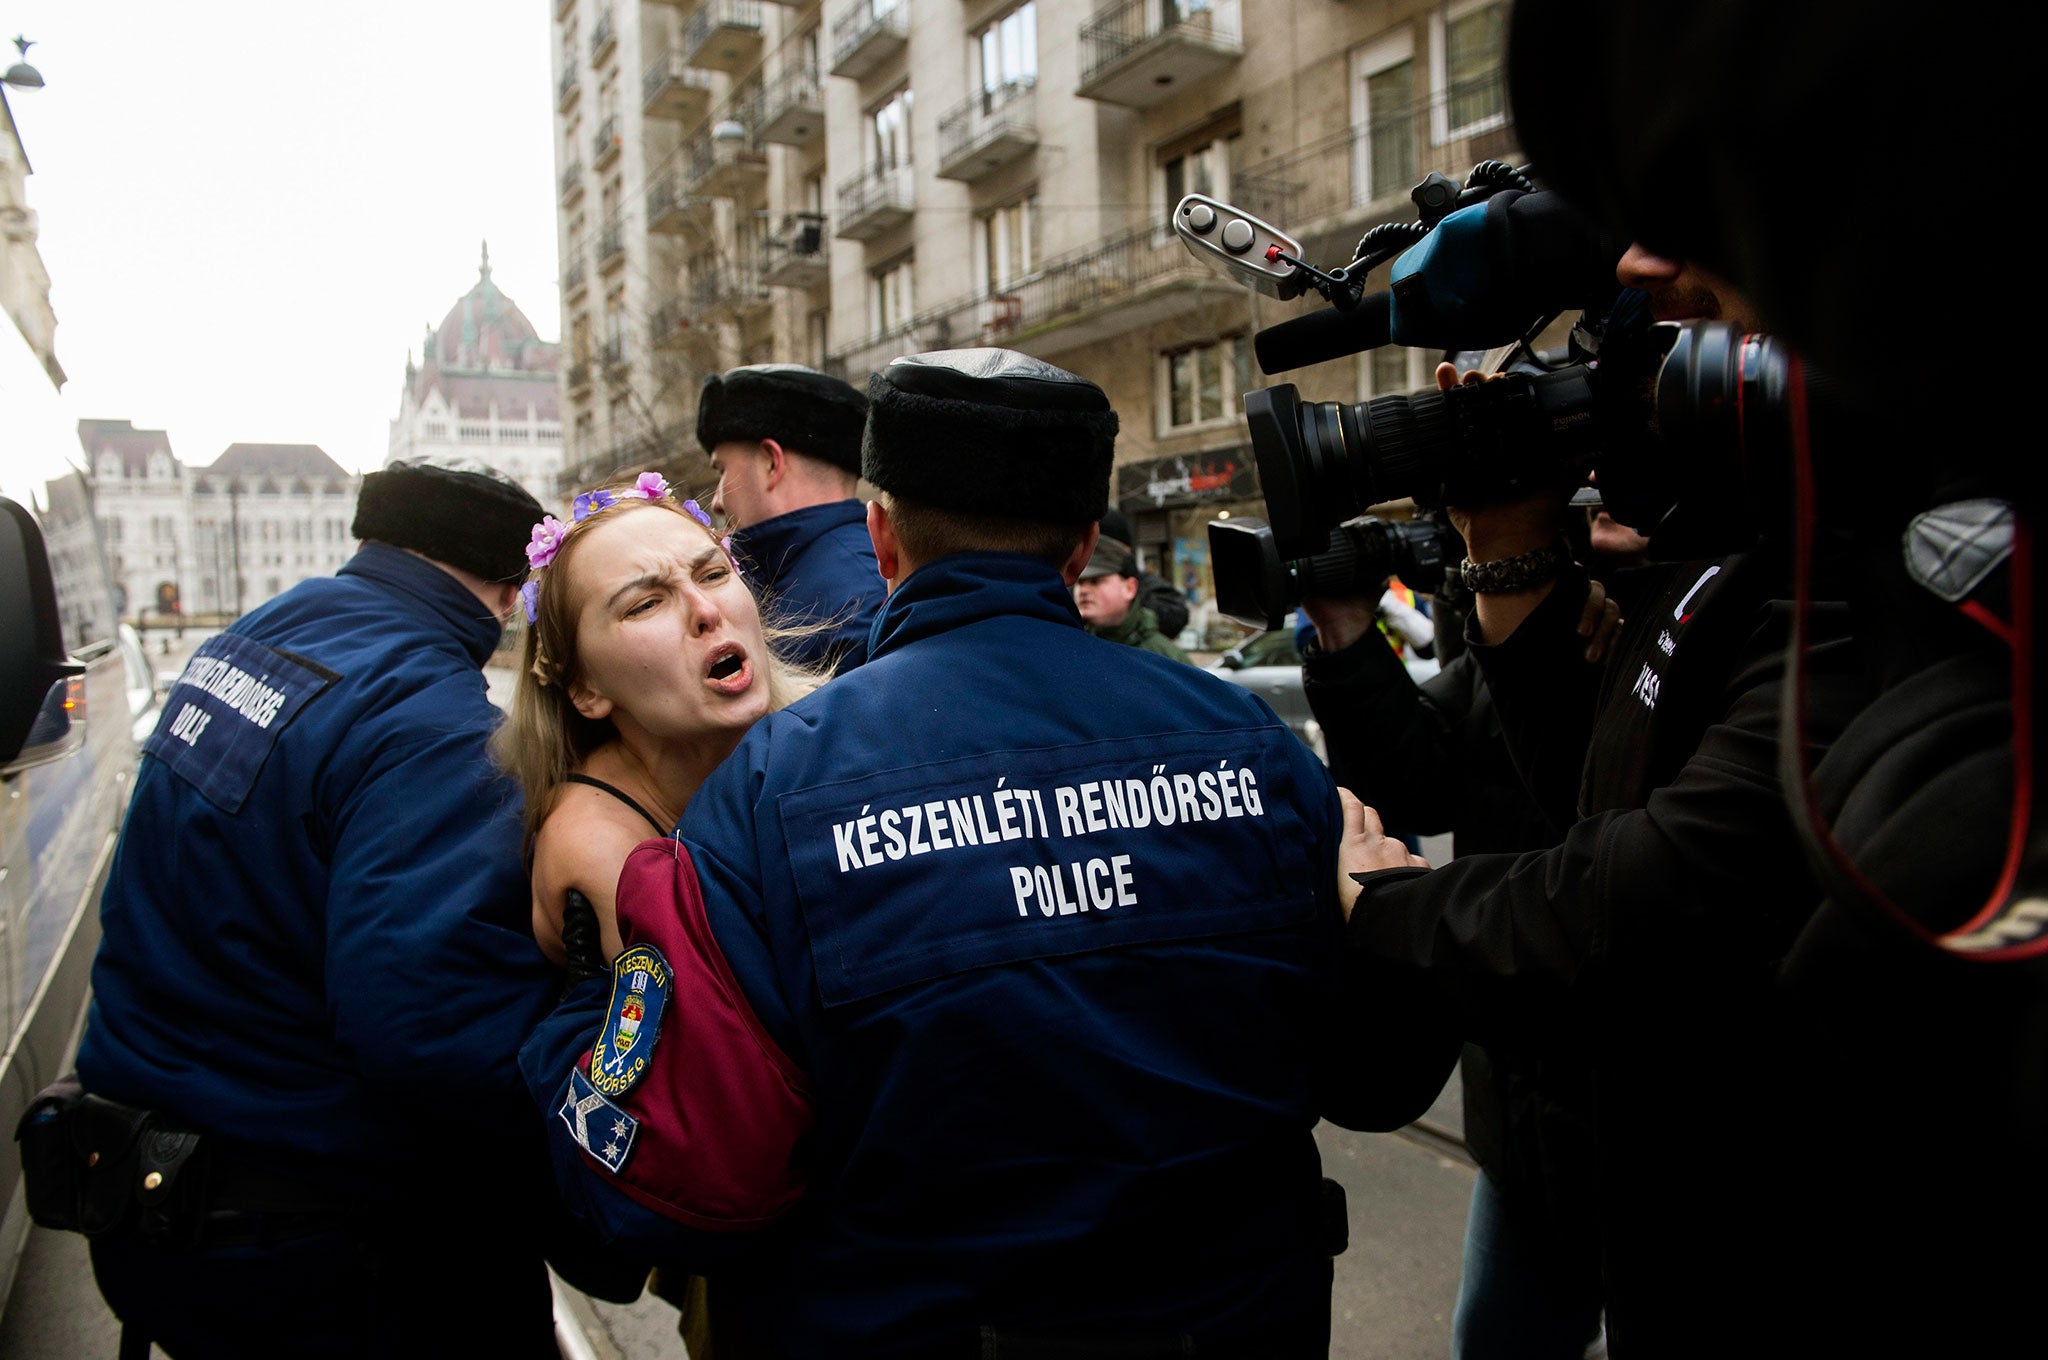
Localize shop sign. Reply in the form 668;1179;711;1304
1116;449;1261;509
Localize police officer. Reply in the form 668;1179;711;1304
701;362;884;672
524;350;1428;1357
1073;533;1192;662
76;456;563;1358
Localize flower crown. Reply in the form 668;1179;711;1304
519;471;729;623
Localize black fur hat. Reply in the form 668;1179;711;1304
863;349;1119;525
696;364;867;475
352;456;542;584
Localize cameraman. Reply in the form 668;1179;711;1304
1495;1;2045;1349
1305;493;1642;1360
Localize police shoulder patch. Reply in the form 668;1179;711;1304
559;1068;639;1174
589;943;672;1099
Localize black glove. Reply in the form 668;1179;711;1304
560;889;609;991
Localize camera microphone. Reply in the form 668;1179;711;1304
1253;293;1393;375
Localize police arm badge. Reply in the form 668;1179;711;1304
589;944;673;1100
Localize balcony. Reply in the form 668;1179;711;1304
829;0;908;81
1076;0;1241;109
835;162;914;241
556;0;577;19
592;115;623;170
557;67;581;113
937;80;1038;182
590;8;618;67
649;298;701;352
597;219;627;274
692;259;772;322
761;214;830;289
643;51;715;124
686;127;769;200
1234;73;1517;262
567;361;593;394
562;257;589;302
755;63;824;147
559;159;586;206
828;220;1240;383
647;168;713;236
682;0;764;76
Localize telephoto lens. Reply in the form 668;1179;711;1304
1243;365;1599;559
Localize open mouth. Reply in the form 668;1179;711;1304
704;642;752;693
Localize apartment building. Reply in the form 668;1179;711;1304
550;0;1518;599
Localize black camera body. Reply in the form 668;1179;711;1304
1209;514;1459;631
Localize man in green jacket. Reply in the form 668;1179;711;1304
1074;534;1191;662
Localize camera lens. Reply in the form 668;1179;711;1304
1243;384;1457;558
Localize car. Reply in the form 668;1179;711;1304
1206;616;1327;761
0;497;155;1306
1206;611;1444;764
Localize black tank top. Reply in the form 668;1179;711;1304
563;773;669;836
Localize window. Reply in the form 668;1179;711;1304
871;87;913;169
1158;335;1250;432
1361;345;1423;398
1432;0;1507;140
980;194;1039;294
1158;113;1241;213
1351;31;1417;205
873;255;915;336
978;3;1037;97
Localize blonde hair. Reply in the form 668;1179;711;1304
492;483;824;854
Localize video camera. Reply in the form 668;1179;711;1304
1209;514;1458;632
1174;166;1811;576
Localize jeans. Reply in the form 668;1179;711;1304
1452;1170;1604;1360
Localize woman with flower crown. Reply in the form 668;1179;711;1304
495;472;821;966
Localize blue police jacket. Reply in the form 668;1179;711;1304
78;543;558;1172
524;553;1357;1356
728;498;885;672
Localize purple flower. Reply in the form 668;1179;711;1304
631;471;671;501
525;514;568;570
682;498;712;528
571;488;617;523
520;581;541;624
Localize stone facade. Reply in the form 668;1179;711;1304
72;420;359;622
552;0;1519;606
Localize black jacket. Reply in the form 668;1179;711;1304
1342;552;1868;1354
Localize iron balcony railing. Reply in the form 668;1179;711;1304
685;0;765;59
559;160;585;202
567;360;592;390
756;60;823;135
592;115;622;164
600;335;627;371
590;8;617;64
835;160;915;232
557;67;580;110
562;257;588;295
826;219;1226;382
597;218;626;268
1078;0;1241;88
643;51;716;109
830;0;909;76
691;258;771;313
1234;71;1515;235
937;79;1038;173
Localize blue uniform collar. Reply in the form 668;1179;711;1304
339;542;506;667
729;500;867;590
866;553;1083;662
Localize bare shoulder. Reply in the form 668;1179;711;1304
533;785;655;912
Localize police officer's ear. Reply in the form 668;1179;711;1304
867;499;904;587
760;438;789;491
1058;523;1102;590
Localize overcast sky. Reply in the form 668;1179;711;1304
1;1;560;504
